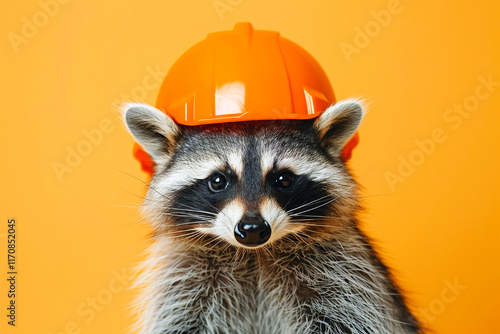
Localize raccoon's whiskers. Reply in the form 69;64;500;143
162;212;212;221
186;188;225;215
288;222;329;228
287;197;337;217
158;232;199;242
288;182;358;218
293;180;356;219
115;169;152;187
290;219;337;224
283;229;310;245
286;194;332;214
178;231;206;255
205;236;229;254
168;206;217;216
167;204;218;217
142;194;217;218
152;228;199;238
288;213;343;220
160;230;198;237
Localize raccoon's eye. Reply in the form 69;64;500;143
208;172;229;192
275;171;294;190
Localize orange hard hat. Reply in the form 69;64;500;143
133;22;358;175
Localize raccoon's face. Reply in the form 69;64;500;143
124;100;363;249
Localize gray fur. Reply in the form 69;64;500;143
314;99;364;158
124;103;179;161
123;101;421;334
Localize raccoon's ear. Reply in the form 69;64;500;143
123;103;180;161
314;99;364;158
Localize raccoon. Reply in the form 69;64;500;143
123;99;421;334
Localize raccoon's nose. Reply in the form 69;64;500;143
234;213;271;246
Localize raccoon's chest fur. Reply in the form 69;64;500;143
136;233;419;334
140;244;305;334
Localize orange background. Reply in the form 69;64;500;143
1;1;498;333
